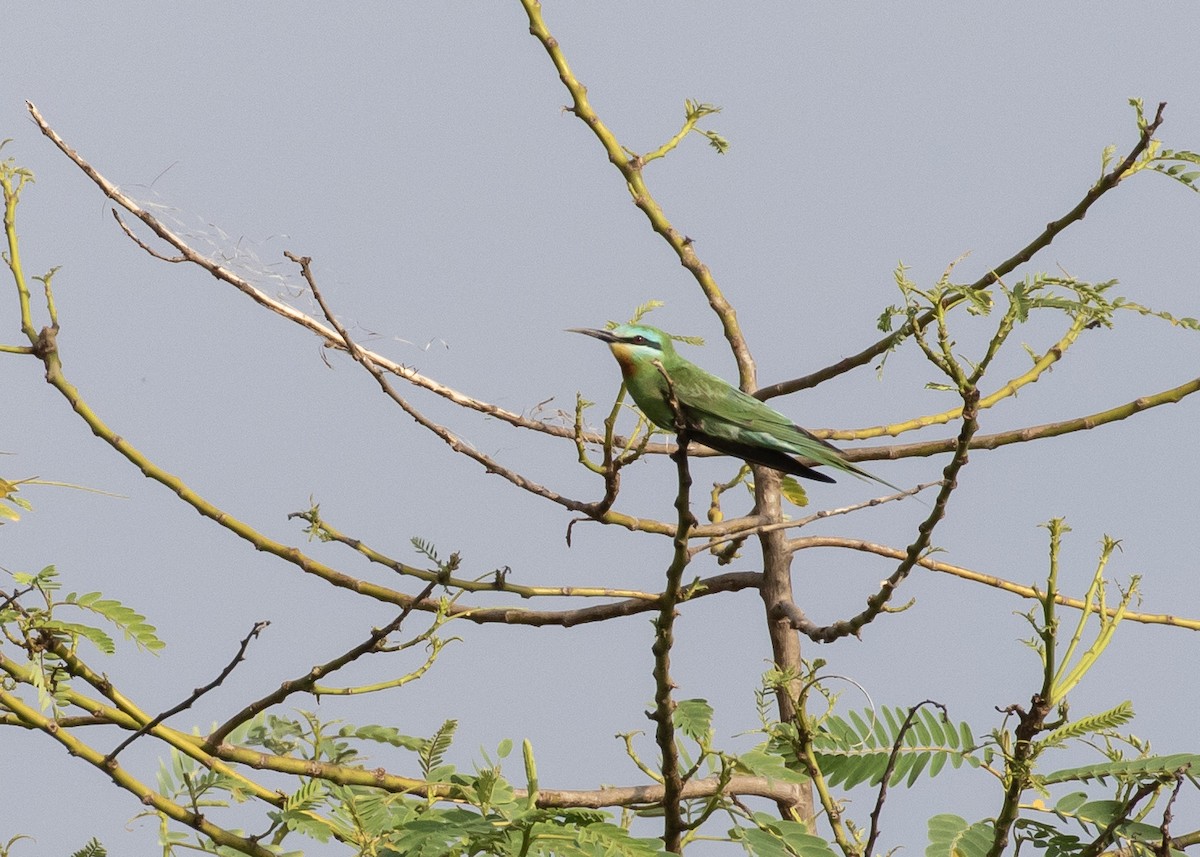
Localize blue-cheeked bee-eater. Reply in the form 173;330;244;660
570;324;898;488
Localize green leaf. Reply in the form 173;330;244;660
419;719;458;779
629;300;665;325
959;721;974;751
739;816;837;857
905;750;931;786
876;304;903;332
925;814;994;857
847;709;873;743
68;838;107;857
1038;700;1135;747
39;619;116;655
741;828;790;857
779;476;809;508
380;810;508;857
574;821;668;857
813;706;979;789
674;698;714;743
1043;753;1200;785
63;591;165;653
281;805;352;844
284;779;326;812
1053;791;1089;814
340;723;427;752
735;748;809;784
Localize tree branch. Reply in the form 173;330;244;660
865;701;945;857
0;684;278;857
107;620;269;762
789;535;1200;630
518;2;756;390
755;102;1168;399
286;250;606;516
24;102;605;447
776;387;980;642
861;373;1200;461
205;581;438;749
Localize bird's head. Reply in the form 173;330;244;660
568;324;677;376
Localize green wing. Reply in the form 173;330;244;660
668;362;894;486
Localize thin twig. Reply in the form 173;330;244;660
1157;768;1188;857
0;585;35;615
284;250;604;517
106;621;270;762
110;209;186;261
206;580;438;749
1074;778;1162;857
691;481;937;559
864;700;945;857
519;3;755;389
294;507;665;601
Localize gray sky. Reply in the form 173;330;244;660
3;3;1199;853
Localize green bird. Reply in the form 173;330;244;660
570;324;897;488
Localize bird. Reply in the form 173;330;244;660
569;323;898;488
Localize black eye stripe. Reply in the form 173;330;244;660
624;335;661;350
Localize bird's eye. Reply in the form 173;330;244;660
632;336;646;344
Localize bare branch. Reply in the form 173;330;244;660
107;621;270;762
646;359;698;853
776;388;980;642
24;101;598;447
298;507;668;601
530;775;806;811
518;3;756;391
1157;769;1189;857
862;373;1200;462
865;701;946;857
433;570;760;626
693;480;937;559
205;581;437;749
287;250;607;516
110;209;186;262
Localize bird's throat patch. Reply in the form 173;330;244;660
610;344;637;381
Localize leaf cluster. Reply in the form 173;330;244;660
1;566;164;711
154;710;668;856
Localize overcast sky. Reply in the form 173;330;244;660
3;4;1199;854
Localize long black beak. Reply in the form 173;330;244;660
566;327;619;343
